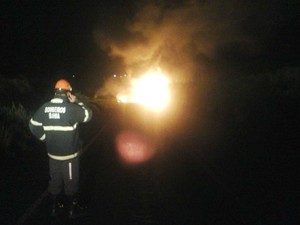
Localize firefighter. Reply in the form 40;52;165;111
29;79;92;218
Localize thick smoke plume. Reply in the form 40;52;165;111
94;0;297;82
95;1;253;81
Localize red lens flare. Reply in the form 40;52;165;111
115;131;156;164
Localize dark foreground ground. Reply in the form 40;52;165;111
1;87;299;225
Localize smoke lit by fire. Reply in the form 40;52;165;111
94;1;259;82
93;1;288;114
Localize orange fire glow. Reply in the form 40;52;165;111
117;68;170;111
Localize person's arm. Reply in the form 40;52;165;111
68;92;93;123
77;101;93;123
29;107;46;141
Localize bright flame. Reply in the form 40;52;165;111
117;68;170;111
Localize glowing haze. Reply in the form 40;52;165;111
94;1;259;81
93;0;296;109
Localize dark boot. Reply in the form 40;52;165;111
51;194;65;217
67;195;87;219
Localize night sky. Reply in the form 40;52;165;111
1;0;299;93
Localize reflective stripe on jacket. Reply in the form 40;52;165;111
29;95;92;157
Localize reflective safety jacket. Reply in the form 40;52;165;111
29;95;92;160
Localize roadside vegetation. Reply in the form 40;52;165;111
0;76;34;158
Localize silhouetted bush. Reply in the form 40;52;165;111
0;75;33;107
0;103;32;158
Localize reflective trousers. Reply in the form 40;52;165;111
48;157;79;196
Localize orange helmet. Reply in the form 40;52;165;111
54;79;72;91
